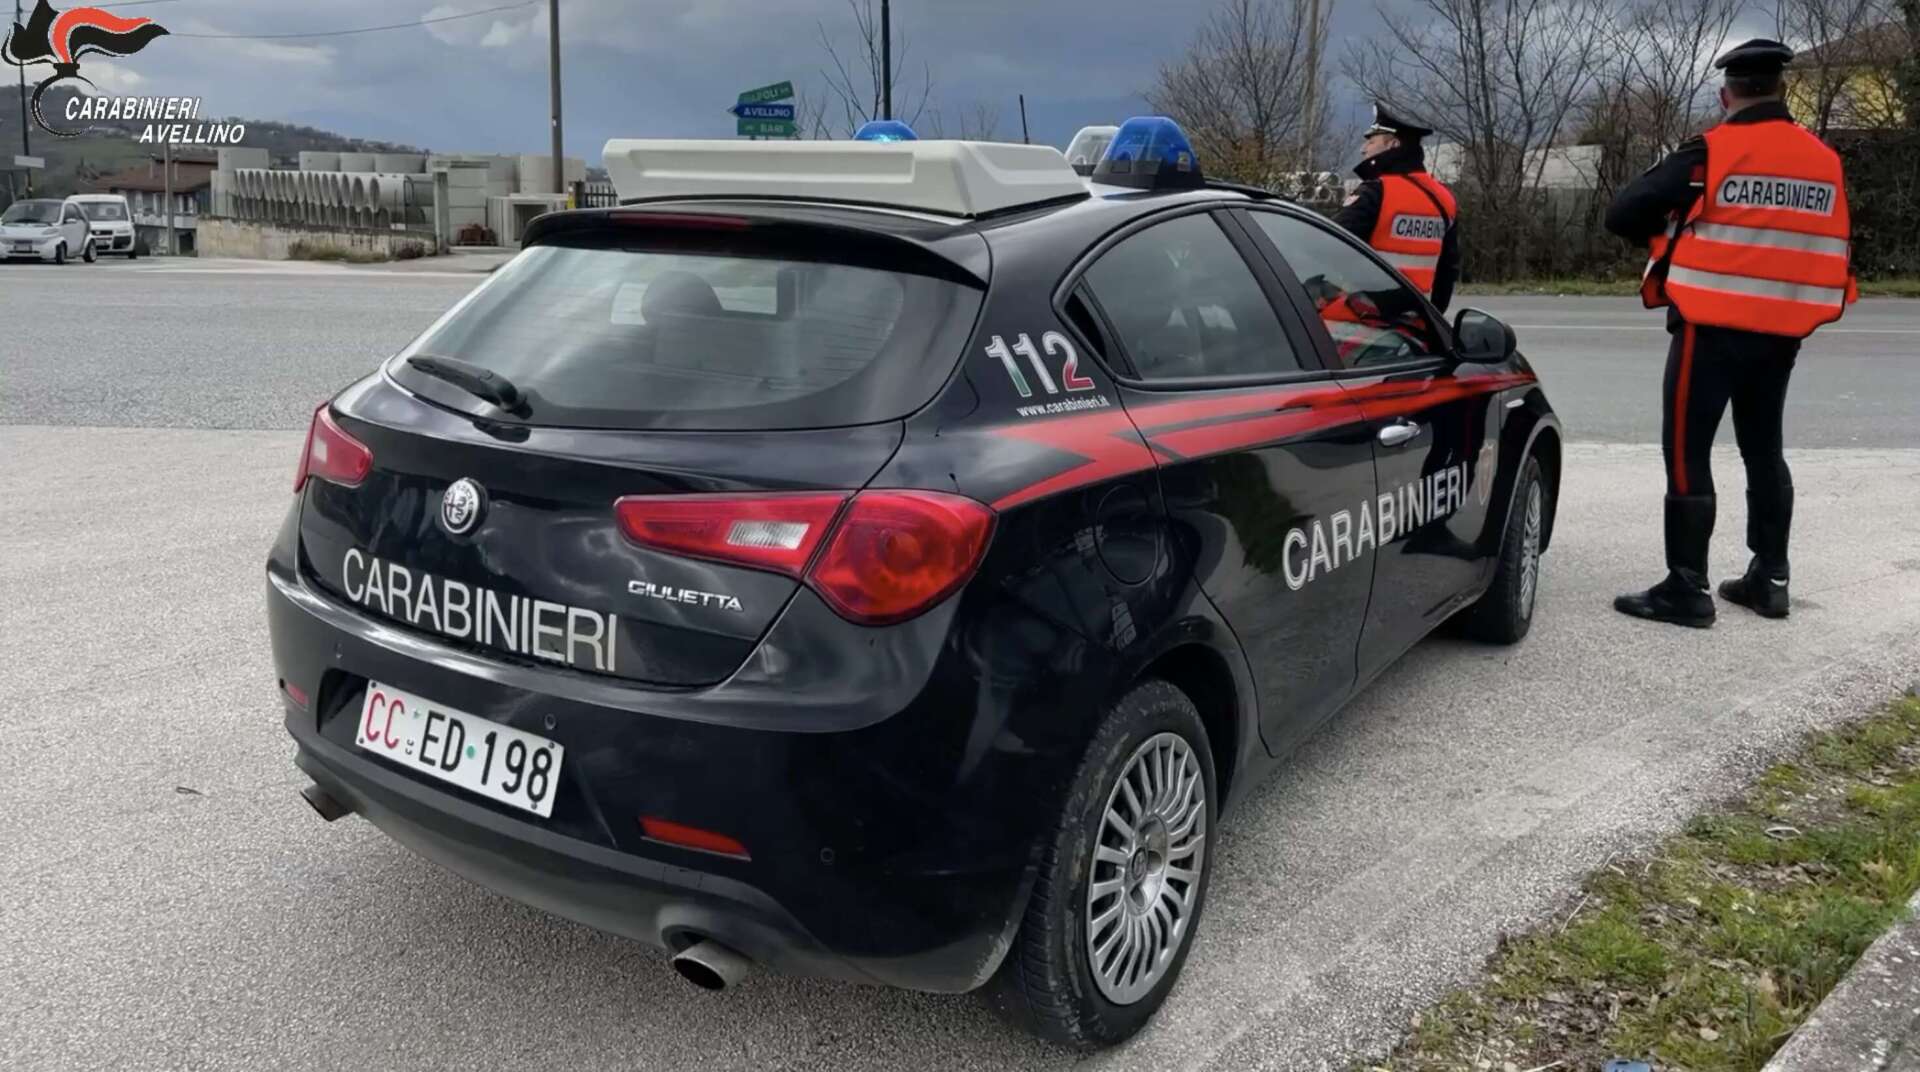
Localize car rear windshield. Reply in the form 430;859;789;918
2;201;60;224
393;242;984;431
76;202;128;221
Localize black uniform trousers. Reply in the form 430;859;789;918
1661;320;1799;587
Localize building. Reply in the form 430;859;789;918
87;154;217;254
1789;22;1912;132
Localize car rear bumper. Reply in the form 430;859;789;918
290;717;874;985
267;545;1044;994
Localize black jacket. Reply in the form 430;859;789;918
1605;99;1812;347
1334;142;1461;314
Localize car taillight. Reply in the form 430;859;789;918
808;491;995;625
614;489;994;625
293;403;373;492
614;492;850;577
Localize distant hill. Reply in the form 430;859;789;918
1;84;426;200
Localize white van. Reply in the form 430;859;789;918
67;193;139;258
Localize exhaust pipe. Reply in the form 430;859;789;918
670;939;751;992
300;783;350;823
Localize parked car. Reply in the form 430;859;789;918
266;118;1562;1048
67;193;138;258
1;198;95;263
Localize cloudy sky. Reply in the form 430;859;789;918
50;0;1382;160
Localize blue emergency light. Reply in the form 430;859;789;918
854;120;919;142
1092;116;1204;190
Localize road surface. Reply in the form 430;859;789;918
4;259;1918;1071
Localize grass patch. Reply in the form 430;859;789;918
1455;277;1920;298
286;239;391;265
1366;694;1920;1072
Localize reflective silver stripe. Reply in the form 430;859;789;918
1380;250;1439;272
1667;265;1845;306
1691;222;1849;256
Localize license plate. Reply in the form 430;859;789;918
355;682;564;817
12;243;33;253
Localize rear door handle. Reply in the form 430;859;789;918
1377;420;1423;448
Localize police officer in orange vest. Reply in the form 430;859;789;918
1335;102;1461;312
1606;39;1854;627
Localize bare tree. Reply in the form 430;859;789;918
1582;0;1740;191
1145;0;1328;186
815;0;932;138
792;85;836;140
923;101;1004;140
1778;0;1906;134
1343;0;1611;276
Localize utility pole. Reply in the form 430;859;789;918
16;0;29;194
880;0;892;121
162;140;174;255
548;0;563;195
1018;94;1030;144
1299;0;1323;174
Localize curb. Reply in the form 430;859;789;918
1762;888;1920;1071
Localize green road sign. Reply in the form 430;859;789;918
738;118;798;138
737;80;795;105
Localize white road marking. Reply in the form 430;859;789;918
1508;324;1920;335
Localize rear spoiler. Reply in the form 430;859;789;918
520;203;992;287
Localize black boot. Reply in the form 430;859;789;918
1615;494;1717;627
1719;555;1790;618
1615;571;1717;627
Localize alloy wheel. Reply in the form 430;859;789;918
1519;480;1543;618
1084;731;1207;1005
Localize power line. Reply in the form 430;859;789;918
168;1;535;41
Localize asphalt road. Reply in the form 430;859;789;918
5;259;1920;1072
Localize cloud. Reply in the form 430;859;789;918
480;19;530;48
80;60;146;93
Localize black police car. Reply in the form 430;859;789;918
266;118;1561;1047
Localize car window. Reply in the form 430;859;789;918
2;201;60;225
393;243;984;432
1081;212;1303;382
1248;212;1446;368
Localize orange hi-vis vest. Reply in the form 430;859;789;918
1641;119;1855;338
1368;172;1456;296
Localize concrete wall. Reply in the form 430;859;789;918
197;217;435;261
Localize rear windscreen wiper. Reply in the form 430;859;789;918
406;355;523;411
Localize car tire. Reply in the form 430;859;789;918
1459;454;1548;644
128;246;139;260
53;243;65;265
982;678;1216;1049
82;243;96;264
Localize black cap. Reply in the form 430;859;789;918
1364;101;1433;141
1714;38;1795;77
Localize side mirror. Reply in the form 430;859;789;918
1452;308;1517;364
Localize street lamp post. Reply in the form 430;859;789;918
548;0;563;197
16;0;30;193
880;0;891;121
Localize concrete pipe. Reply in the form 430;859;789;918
329;173;348;207
374;153;425;174
299;151;339;172
365;175;409;212
348;176;366;210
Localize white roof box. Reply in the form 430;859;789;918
602;138;1088;218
